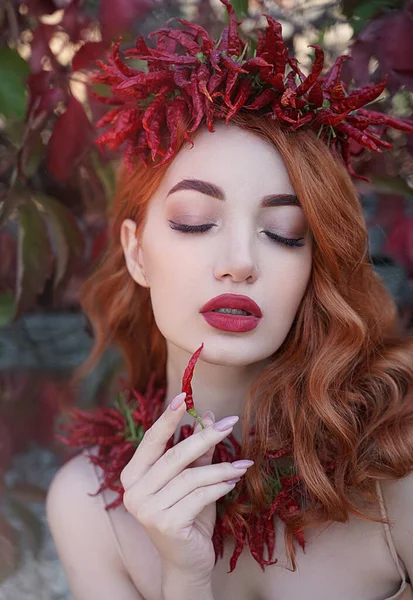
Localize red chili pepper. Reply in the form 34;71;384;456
188;70;205;133
205;96;215;132
116;71;174;90
323;55;352;101
197;63;213;102
335;121;381;151
224;69;239;106
315;109;351;126
142;86;169;132
111;38;140;78
131;53;200;66
208;69;227;96
148;27;202;56
209;48;222;72
295;45;324;97
333;79;386;113
220;54;248;74
261;15;287;76
242;57;271;72
173;67;191;89
225;79;252;119
244;88;277;111
287;56;305;82
228;530;247;573
157;96;187;166
175;19;215;53
307;80;323;108
340;140;372;183
181;343;204;420
147;108;165;160
220;0;244;57
358;109;413;134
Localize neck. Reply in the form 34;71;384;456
162;341;268;444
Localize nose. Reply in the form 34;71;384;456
213;230;259;284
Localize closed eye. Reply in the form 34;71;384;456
168;222;305;248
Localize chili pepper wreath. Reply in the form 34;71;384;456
57;343;311;573
91;0;413;181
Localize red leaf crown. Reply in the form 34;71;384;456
92;0;413;181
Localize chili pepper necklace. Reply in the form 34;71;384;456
57;344;307;573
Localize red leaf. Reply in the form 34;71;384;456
46;96;94;181
29;23;57;73
99;0;151;44
61;0;92;41
73;41;106;72
351;4;413;93
25;0;59;16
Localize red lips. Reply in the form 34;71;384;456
200;294;262;318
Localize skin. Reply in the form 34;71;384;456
120;123;312;442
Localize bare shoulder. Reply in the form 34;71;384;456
380;472;413;575
46;448;142;600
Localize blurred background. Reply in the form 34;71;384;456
0;0;412;597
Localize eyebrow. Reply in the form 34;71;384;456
166;178;300;208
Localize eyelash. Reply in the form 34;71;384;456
168;222;305;248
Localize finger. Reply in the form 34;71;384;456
190;411;215;468
163;480;239;531
140;416;238;495
121;391;187;490
150;462;249;511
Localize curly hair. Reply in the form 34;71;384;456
80;110;413;568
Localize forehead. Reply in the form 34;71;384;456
159;123;295;198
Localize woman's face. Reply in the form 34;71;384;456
121;123;312;367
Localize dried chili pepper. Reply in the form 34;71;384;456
358;109;413;134
197;63;213;102
295;45;324;97
148;27;202;55
323;54;352;101
181;343;204;423
244;88;277;111
226;78;252;121
333;79;386;113
188;70;205;133
175;19;215;54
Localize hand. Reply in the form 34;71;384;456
120;392;254;583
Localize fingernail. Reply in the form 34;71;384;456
170;392;186;411
227;477;241;484
201;411;215;427
214;416;239;431
232;460;254;469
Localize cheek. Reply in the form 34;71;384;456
267;249;312;314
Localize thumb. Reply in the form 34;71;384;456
191;411;215;468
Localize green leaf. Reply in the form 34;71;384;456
231;0;249;19
9;499;44;558
16;199;52;316
0;46;30;120
350;0;403;35
0;292;15;326
35;194;84;289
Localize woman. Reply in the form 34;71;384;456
46;2;413;599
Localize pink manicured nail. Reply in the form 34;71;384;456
214;416;239;431
227;477;241;484
232;460;254;469
170;392;186;410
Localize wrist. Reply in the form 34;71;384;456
161;566;214;600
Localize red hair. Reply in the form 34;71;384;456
81;112;413;567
